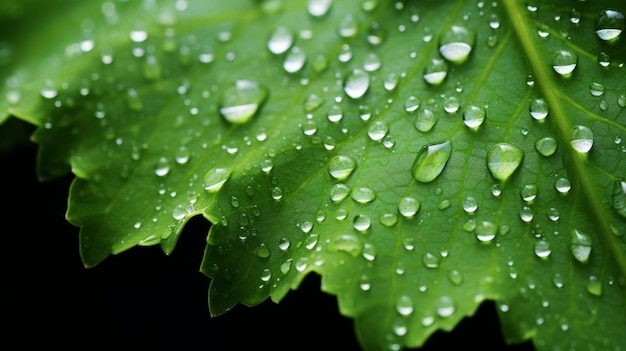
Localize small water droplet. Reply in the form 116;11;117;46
422;252;440;268
552;50;577;77
396;295;414;316
344;69;370;99
203;168;231;192
597;52;611;67
283;46;307;73
330;183;350;203
271;186;283;200
411;141;452;182
398;197;420;218
326;104;344;123
535;137;557;156
383;72;400;92
586;275;602;296
304;233;319;250
589;82;605;97
278;237;291;251
439;25;475;64
304;93;324;112
154;157;170;176
547;207;560;221
529;98;549;120
267;26;293;55
423;58;448;85
475;221;497;242
555;177;571;194
487;143;524;182
328;234;362;256
329;155;356;180
338;13;358;38
521;184;538;202
414;108;439;133
363;52;382;72
352;187;376;204
219;80;268;124
404;96;420;112
519;206;534;222
612;179;626;218
368;120;389;141
435;296;456;317
443;96;460;113
595;9;624;42
353;214;372;232
534;240;551;258
552;273;564;288
380;213;398;227
462;104;486;129
260;268;272;282
307;0;332;17
462;196;478;213
256;244;271;258
570;229;592;263
570;125;593;154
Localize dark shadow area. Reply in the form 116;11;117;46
1;141;533;350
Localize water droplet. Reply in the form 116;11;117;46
439;25;475;64
304;93;324;112
589;82;605;97
414;108;439;133
552;273;564;288
529;98;549;120
353;214;371;232
404;96;420;112
612;179;626;218
552;50;577;77
475;221;497;242
534;240;552;258
570;229;592;263
521;184;538;202
326;104;344;123
329;155;356;180
462;196;478;213
487;143;524;182
380;213;398;227
435;296;456;317
330;183;350;203
535;137;557;156
396;295;414;316
383;72;400;92
595;9;625;42
283;46;307;73
328;234;362;256
267;26;293;55
411;141;452;183
547;207;560;221
271;186;283;200
260;268;272;282
154;157;170;176
555;177;571;194
443;96;460;113
344;69;370;99
519;206;534;222
256;244;271;258
448;270;463;285
368;120;389;141
304;233;319;250
438;199;451;210
352;187;376;204
203;168;231;192
423;58;448;85
130;30;148;43
338;14;358;38
422;252;440;268
570;125;593;154
307;0;332;17
398;197;420;218
359;275;371;291
219;80;268;124
586;275;602;296
175;146;190;164
462;105;486;129
363;52;382;72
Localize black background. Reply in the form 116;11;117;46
2;130;534;350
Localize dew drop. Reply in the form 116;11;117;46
552;50;577;77
329;155;356;180
586;275;602;296
344;69;370;99
283;46;307;73
534;240;551;258
368;120;389;141
462;105;486;129
304;93;324;112
423;58;448;85
154;157;170;176
327;104;344;123
595;9;625;42
363;52;382;72
175;146;190;164
203;168;231;192
555;177;571;194
597;52;611;67
462;196;478;213
521;184;538;202
535;137;557;156
475;221;497;242
383;72;400;92
330;183;350;203
552;273;564;288
219;80;268;124
612;179;626;218
398;197;420;218
529;98;549;120
256;244;271;258
422;252;440;268
448;270;463;285
439;25;475;64
519;206;534;222
380;213;398;227
353;214;372;232
414;108;438;133
352;187;376;204
487;143;524;182
279;237;291;251
570;229;592;263
589;82;605;97
271;186;283;200
307;0;332;17
267;26;293;55
396;295;414;316
260;268;272;282
547;207;560;221
404;96;420;112
328;234;362;257
338;14;358;38
304;233;319;250
570;125;593;154
411;141;452;183
435;296;456;317
443;96;460;113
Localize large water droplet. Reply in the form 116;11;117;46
535;137;557;156
595;9;625;42
267;26;293;55
570;125;593;154
487;143;524;182
570;229;592;263
344;69;370;99
411;141;452;183
529;98;549;120
329;155;356;180
612;179;626;218
219;80;268;124
423;58;448;85
552;50;577;77
307;0;332;17
462;104;486;129
439;25;475;64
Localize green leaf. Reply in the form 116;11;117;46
2;0;626;350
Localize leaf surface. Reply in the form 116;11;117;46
2;0;626;350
